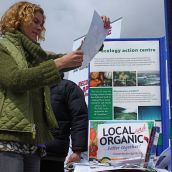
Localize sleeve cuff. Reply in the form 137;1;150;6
39;59;61;85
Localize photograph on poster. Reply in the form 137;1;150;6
114;106;137;120
138;106;161;120
113;71;136;87
90;71;113;87
137;71;160;86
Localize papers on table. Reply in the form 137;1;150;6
72;160;169;172
109;157;145;167
74;164;168;172
74;165;115;172
80;10;109;69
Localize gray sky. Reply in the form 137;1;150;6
0;0;165;53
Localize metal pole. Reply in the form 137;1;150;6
164;0;172;170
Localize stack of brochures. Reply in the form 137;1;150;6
109;157;145;167
97;167;157;172
73;163;157;172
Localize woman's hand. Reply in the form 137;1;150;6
54;50;83;70
66;152;81;164
101;16;111;29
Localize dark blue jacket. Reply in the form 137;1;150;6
46;79;88;158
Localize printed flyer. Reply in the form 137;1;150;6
89;120;154;164
68;19;122;105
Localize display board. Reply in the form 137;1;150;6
88;38;170;160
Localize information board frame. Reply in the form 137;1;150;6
88;38;170;156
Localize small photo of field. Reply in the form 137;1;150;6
114;106;137;120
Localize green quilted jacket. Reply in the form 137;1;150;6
0;31;62;144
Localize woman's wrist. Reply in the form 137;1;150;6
53;58;64;70
73;151;81;156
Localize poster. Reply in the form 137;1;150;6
89;40;161;121
89;120;155;163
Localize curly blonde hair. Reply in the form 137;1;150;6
0;1;46;40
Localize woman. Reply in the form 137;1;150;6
0;1;110;172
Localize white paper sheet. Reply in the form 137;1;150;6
80;10;109;69
74;164;118;172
